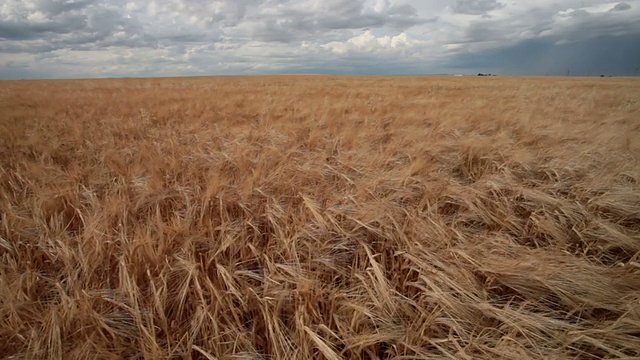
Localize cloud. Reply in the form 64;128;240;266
0;0;150;49
451;0;504;15
1;0;639;78
445;34;640;76
230;0;430;44
0;12;88;41
322;31;425;56
611;2;632;11
443;1;640;49
542;3;640;44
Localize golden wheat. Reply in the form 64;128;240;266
1;75;639;359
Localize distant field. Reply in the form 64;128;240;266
1;76;639;359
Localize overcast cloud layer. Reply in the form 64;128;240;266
0;0;639;79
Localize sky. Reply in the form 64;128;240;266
0;0;639;79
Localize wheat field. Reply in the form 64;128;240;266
1;75;639;359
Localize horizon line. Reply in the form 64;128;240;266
2;73;637;81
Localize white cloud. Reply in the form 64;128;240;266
323;31;424;55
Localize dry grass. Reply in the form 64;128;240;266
1;75;640;359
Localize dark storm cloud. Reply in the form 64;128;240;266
446;35;640;75
435;1;640;75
